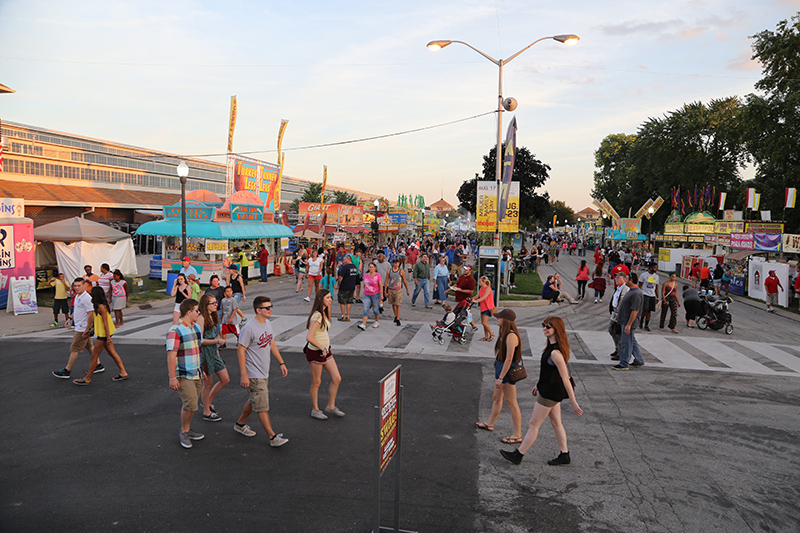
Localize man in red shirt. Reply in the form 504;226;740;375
406;245;419;273
448;265;478;332
258;244;270;283
764;269;783;313
690;262;701;288
699;262;711;290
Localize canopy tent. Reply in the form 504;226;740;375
725;250;766;261
134;220;293;239
34;217;132;243
293;228;323;240
33;217;137;281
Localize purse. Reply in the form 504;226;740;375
507;364;527;384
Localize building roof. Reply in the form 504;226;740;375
0;180;179;209
429;198;453;210
576;206;599;215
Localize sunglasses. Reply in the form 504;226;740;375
258;306;273;311
542;323;553;329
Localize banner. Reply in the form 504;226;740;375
753;233;781;252
787;188;797;209
299;203;364;226
730;233;754;249
9;276;38;315
714;221;744;234
744;222;784;234
620;218;641;234
476;181;519;233
718;192;726;210
0;198;24;218
379;366;400;473
321;166;327;206
227;95;237;153
0;118;3;173
650;196;664;217
229;156;281;211
497;116;517;218
634;199;654;219
753;193;761;211
782;233;800;253
205;240;228;254
277;119;289;155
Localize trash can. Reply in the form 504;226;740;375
166;270;179;296
149;255;162;279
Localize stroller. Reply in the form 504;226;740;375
432;298;473;345
697;291;733;335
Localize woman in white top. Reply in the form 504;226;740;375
304;289;344;420
305;248;325;302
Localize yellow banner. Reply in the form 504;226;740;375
499;182;520;233
227;96;237;153
476;181;519;232
650;196;664;217
277;119;288;154
634;199;654;219
321;166;327;206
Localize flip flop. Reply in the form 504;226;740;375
501;436;523;444
475;422;494;431
73;378;90;386
112;375;129;382
478;337;490;341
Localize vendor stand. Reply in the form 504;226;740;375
134;191;293;284
0;197;37;312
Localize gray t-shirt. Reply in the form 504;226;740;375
221;296;239;324
640;272;659;298
386;269;404;291
618;286;643;330
238;319;274;379
375;260;391;285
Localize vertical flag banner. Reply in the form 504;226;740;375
476;181;497;232
746;188;756;209
753;193;761;211
786;188;797;209
0;118;4;172
277;119;289;155
497;116;517;218
227;96;237;153
321;166;327;207
718;192;727;210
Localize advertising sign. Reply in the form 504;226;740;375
9;276;38;315
476;181;520;233
664;223;684;234
744;222;784;234
163;205;214;220
0;198;24;218
230;203;264;222
658;249;671;262
714;221;745;234
685;223;714;234
205;240;228;254
620;218;641;234
227;156;282;212
0;225;14;270
333;232;347;243
359;199;389;212
649;196;664;217
730;233;754;249
634;199;654;219
280;237;289;250
379;367;400;474
782;234;800;254
753;233;781;252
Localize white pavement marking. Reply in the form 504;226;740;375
635;335;710;370
689;337;779;375
736;341;800;374
574;330;616;359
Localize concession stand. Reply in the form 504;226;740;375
134;190;292;284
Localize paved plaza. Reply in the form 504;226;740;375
2;253;799;532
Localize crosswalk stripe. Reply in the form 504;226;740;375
720;341;797;374
742;343;800;374
635;335;708;369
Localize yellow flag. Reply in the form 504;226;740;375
277;119;289;155
227;96;237;153
321;166;327;206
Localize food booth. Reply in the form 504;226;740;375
134;190;293;284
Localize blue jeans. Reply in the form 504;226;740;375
412;278;430;306
260;264;268;282
362;293;381;317
618;329;643;367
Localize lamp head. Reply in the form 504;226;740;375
427;40;452;51
177;161;189;179
648;206;655;214
373;199;380;208
553;34;580;46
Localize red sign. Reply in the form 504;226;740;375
379;367;400;473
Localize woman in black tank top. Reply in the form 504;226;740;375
501;315;583;466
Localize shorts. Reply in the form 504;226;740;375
386;289;403;306
174;303;181;313
247;378;270;412
202;349;226;375
111;296;127;311
713;279;722;287
53;298;69;315
684;300;701;320
69;331;92;353
766;293;778;306
643;295;657;312
700;278;711;289
536;395;560;408
308;274;322;281
177;378;203;412
338;290;354;305
481;309;493;317
494;360;519;385
96;335;112;342
305;344;333;364
221;323;239;336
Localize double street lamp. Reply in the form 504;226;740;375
373;199;380;245
176;161;189;260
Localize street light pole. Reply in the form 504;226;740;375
648;206;655;249
373;199;380;247
177;161;189;260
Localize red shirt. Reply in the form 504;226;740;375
700;267;711;280
690;265;700;278
454;274;475;303
594;251;604;264
406;247;419;265
765;276;780;295
258;249;269;264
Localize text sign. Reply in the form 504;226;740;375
0;225;14;269
379;366;400;474
230;203;264;221
205;239;228;254
0;198;24;218
163;206;214;220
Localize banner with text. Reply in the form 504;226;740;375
476;181;519;233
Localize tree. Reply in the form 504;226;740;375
332;190;358;205
443;209;461;223
457;145;551;229
289;182;324;213
591;133;637;209
549;200;575;226
743;14;800;232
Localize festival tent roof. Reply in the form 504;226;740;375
134;220;292;239
34;217;132;243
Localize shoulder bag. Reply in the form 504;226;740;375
507;363;527;384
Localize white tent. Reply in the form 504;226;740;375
34;217;138;282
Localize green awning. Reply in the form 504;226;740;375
134;220;293;239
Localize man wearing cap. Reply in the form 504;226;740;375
607;271;630;361
180;257;198;280
638;263;659;331
613;272;645;370
764;269;783;313
448;264;479;331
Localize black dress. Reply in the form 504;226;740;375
536;343;568;403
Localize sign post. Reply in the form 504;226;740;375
373;365;415;533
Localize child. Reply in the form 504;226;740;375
66;280;80;329
110;270;128;326
431;304;456;330
320;267;336;293
188;274;201;301
49;272;71;327
220;286;246;348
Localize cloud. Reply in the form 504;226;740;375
728;47;761;71
598;19;684;36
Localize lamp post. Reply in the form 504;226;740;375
373;199;380;246
428;35;578;297
177;161;189;260
647;206;655;248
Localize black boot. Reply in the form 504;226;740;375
500;449;524;465
547;451;570;465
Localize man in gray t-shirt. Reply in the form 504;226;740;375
234;296;289;447
614;273;645;370
638;263;659;331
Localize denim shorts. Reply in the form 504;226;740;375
494;360;519;385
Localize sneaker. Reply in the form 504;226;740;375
411;303;416;307
269;433;289;447
311;409;328;420
611;354;620;361
240;318;248;326
500;449;524;465
425;305;433;309
50;321;59;327
394;318;400;326
187;429;204;440
630;361;644;367
594;298;598;303
324;406;346;418
179;431;192;449
598;299;603;303
372;322;380;328
234;423;256;437
52;368;71;379
93;363;105;374
612;364;629;370
547;452;571;465
471;325;478;332
303;296;311;302
644;325;651;332
357;323;366;331
344;317;350;322
203;413;223;422
570;301;579;305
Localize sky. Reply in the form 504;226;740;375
1;0;798;212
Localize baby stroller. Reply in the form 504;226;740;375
432;298;472;345
697;292;733;335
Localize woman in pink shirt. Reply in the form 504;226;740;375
575;260;590;300
357;262;383;330
474;276;495;341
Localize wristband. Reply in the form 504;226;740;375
280;363;286;366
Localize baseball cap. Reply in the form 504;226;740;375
494;309;516;321
182;256;191;262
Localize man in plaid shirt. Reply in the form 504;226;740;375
166;299;205;449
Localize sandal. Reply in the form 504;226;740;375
501;436;523;444
73;378;90;386
112;375;129;382
475;422;494;431
337;316;347;321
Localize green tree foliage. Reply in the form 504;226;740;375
549;200;575;226
331;190;359;205
591;133;637;210
289;182;324;213
743;14;800;232
457;145;551;229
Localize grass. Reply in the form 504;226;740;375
35;278;172;310
509;271;543;296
